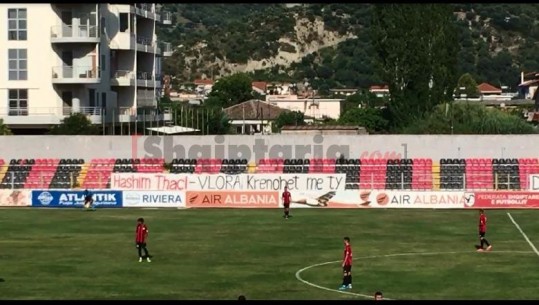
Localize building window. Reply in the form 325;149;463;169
119;13;128;32
8;8;27;40
8;49;27;81
8;89;28;116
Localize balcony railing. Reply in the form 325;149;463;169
52;66;100;83
161;42;173;56
50;25;99;41
61;106;103;116
137;71;154;81
135;3;154;13
161;11;172;24
114;70;135;79
136;35;153;47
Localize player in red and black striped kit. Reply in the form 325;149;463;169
282;186;291;219
477;209;492;252
136;217;152;262
339;237;353;290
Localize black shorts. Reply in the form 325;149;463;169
479;231;486;238
85;196;93;202
136;242;146;248
343;265;352;273
284;203;290;208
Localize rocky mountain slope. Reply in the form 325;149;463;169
157;3;539;91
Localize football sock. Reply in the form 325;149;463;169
138;247;143;258
342;276;347;286
484;239;490;247
143;247;149;257
348;275;352;285
285;210;289;216
480;239;485;248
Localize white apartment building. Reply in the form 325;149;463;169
0;3;173;134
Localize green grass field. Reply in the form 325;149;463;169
0;208;538;300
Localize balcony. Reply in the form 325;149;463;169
50;25;99;43
161;11;172;25
105;107;169;123
1;106;103;126
137;72;158;88
111;70;135;86
136;35;159;54
132;3;158;21
52;66;100;84
161;42;173;57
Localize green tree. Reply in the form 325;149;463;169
402;102;536;134
370;4;459;129
340;92;385;113
273;111;306;132
0;119;13;135
48;113;100;135
338;107;389;133
456;73;480;98
171;103;231;135
206;73;254;109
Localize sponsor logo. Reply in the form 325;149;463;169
122;191;185;207
358;191;467;208
186;191;279;208
38;192;53;205
125;193;141;202
464;193;475;207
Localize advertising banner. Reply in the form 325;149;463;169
31;190;123;208
110;173;347;192
463;192;539;209
0;189;30;207
183;190;468;209
123;191;185;208
281;190;468;209
185;191;280;208
528;174;539;191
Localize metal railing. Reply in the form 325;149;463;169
0;106;103;117
61;106;103;116
135;3;154;13
7;108;28;116
113;70;135;80
136;35;153;46
161;11;171;24
52;66;100;80
137;71;154;81
50;25;98;40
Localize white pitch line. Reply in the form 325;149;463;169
507;212;539;257
295;250;535;300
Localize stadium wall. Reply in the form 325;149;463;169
2;172;539;209
0;135;538;162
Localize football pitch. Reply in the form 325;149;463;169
0;208;538;300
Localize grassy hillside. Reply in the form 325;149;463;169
157;4;539;91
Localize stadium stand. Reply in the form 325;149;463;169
1;159;34;189
0;157;538;190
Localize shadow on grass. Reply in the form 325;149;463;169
0;278;5;282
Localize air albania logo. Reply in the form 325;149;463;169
464;193;475;207
37;192;54;205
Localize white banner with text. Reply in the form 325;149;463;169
285;190;468;209
122;191;186;208
110;173;348;192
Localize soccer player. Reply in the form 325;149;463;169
477;209;492;252
136;217;151;262
339;236;353;290
282;185;291;219
83;189;94;209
